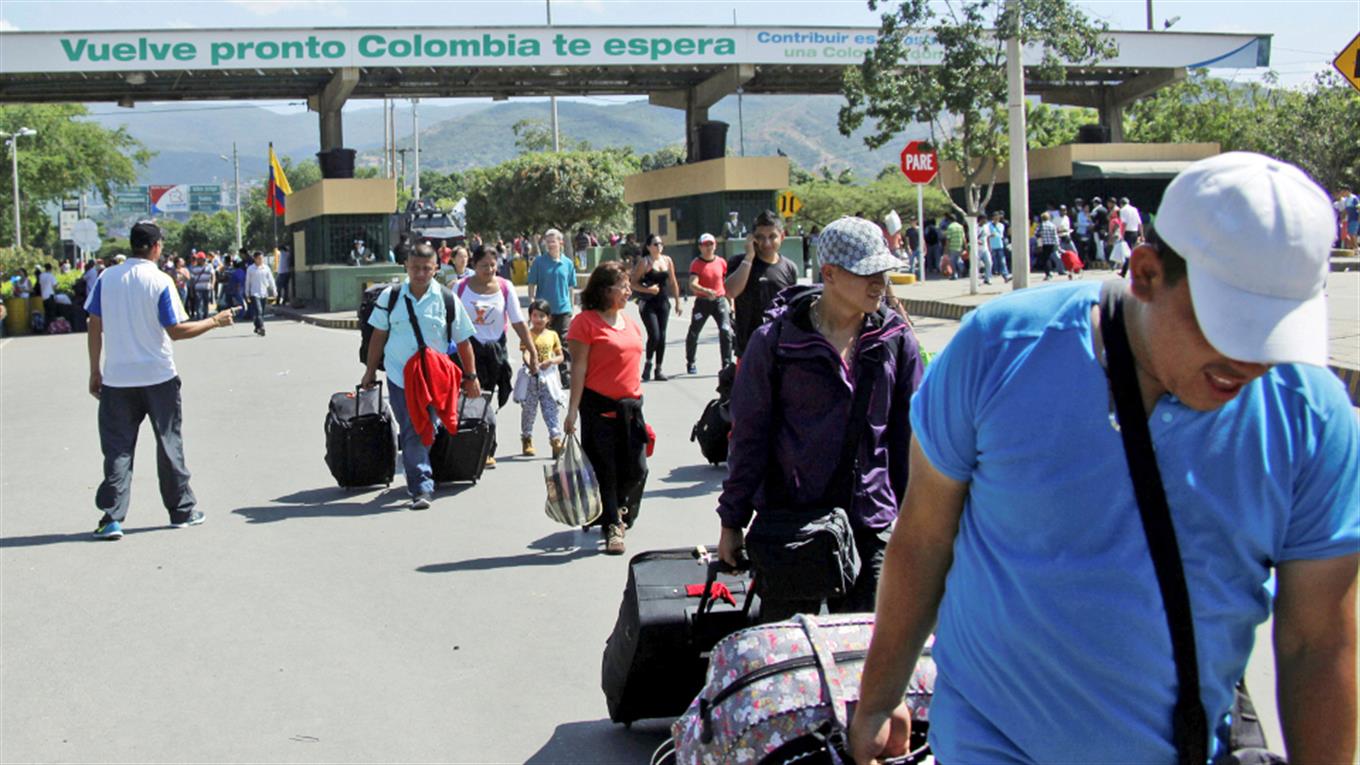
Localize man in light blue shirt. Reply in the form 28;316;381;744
361;245;479;509
526;228;576;382
852;153;1358;763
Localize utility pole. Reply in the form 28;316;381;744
412;98;421;202
397;148;410;193
547;0;560;151
218;143;243;252
1;127;37;250
382;98;391;177
1006;1;1031;289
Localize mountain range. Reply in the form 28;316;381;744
83;95;925;190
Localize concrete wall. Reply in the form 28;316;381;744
623;156;790;205
939;142;1221;188
296;263;404;313
285;178;398;228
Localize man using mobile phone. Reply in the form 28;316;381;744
725;211;799;357
86;221;235;540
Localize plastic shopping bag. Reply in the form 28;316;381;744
1110;239;1131;266
543;435;603;527
512;365;531;404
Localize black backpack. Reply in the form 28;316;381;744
357;283;461;367
691;398;732;465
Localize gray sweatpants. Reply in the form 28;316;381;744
95;377;197;524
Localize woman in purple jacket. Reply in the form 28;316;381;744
716;216;925;622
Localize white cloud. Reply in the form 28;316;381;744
226;0;337;17
0;19;20;31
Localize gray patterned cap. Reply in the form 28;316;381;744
817;216;899;276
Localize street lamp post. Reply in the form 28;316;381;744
218;142;243;252
1;127;37;250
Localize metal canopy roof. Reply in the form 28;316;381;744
0;26;1269;104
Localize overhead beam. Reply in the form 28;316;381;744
307;67;360;151
1038;67;1185;143
649;65;756;162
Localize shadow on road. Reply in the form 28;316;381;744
523;717;670;764
0;524;173;549
232;485;419;524
417;528;599;573
643;463;726;500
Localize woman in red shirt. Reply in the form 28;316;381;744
564;262;648;555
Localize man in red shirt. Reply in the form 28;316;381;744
685;233;734;374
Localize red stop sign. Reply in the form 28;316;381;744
900;141;938;184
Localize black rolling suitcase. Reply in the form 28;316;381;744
430;393;496;484
602;547;758;725
324;385;397;488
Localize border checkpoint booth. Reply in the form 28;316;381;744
285;177;401;313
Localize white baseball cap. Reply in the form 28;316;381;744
1154;152;1334;367
698;233;716;244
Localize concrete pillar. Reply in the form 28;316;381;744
1097;88;1126;143
686;101;710;163
307;68;360;152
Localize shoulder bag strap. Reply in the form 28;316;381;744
404;295;427;351
1098;283;1208;765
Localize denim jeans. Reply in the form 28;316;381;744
193;287;213;320
990;247;1010;278
248;296;267;330
387;379;440;497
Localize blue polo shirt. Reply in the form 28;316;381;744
526;254;576;315
367;281;475;389
911;281;1359;763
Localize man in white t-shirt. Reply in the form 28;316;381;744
1119;197;1144;248
84;221;235;540
37;263;58;322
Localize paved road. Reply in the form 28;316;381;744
0;285;1288;763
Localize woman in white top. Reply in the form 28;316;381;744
456;244;538;414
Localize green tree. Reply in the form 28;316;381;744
640;144;686;172
511;119;590;155
464;149;638;239
177;210;239;255
840;0;1115;240
0;104;150;251
790;175;953;229
1024;102;1098;149
1126;69;1360;192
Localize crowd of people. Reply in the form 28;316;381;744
68;152;1356;762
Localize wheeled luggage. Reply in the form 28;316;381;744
603;548;759;725
324;385;398;489
429;392;496;484
671;614;934;765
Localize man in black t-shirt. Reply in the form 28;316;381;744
726;210;800;356
1089;196;1110;261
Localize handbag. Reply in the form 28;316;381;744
1100;284;1285;765
543;434;603;528
743;313;878;603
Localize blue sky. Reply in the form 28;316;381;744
0;0;1353;101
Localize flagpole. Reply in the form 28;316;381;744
270;142;278;250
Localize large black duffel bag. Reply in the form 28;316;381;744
602;548;758;725
324;385;397;489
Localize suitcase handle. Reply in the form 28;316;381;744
696;557;756;620
355;383;383;417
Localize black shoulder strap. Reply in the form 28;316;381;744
440;285;459;346
386;285;400;312
404;295;427;351
1099;283;1208;765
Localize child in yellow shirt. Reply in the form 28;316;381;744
519;299;567;457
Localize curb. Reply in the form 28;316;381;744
272;305;358;330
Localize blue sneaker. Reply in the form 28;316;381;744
93;520;123;540
169;510;205;528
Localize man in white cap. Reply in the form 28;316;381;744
716;216;925;621
684;232;734;373
851;153;1358;763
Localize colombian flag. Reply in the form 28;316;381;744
267;143;292;216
